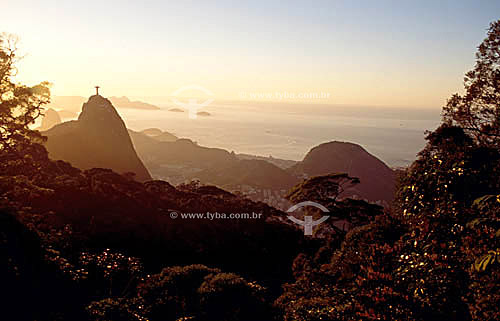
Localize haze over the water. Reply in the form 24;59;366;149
4;0;500;109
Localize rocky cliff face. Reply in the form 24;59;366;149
289;141;395;203
43;95;151;182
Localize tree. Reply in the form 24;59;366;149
88;265;270;321
443;20;500;146
286;173;360;205
275;215;409;321
0;33;50;153
394;124;500;320
286;173;381;235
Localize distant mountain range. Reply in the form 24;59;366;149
47;96;87;113
236;153;297;169
37;108;62;131
48;95;160;113
40;95;395;203
194;159;299;190
128;132;395;203
42;95;151;182
127;129;300;189
139;128;178;142
166;108;212;116
109;96;160;110
128;130;235;169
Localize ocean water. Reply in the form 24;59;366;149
117;101;441;168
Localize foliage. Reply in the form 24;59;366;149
286;173;360;205
285;173;382;235
87;265;271;321
275;215;410;321
443;20;500;146
277;113;500;320
0;139;303;319
3;21;500;321
0;33;50;152
464;194;500;320
394;121;500;320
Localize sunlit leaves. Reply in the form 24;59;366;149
473;250;499;272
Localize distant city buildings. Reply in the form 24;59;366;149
232;185;292;211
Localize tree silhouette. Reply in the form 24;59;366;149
443;20;500;146
0;33;50;153
286;173;360;205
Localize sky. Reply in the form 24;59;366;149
2;0;500;108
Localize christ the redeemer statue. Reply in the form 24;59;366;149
95;86;100;95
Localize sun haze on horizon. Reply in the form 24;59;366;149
3;0;500;109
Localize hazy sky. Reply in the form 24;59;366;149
3;0;500;108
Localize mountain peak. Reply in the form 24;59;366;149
43;95;152;182
290;141;395;203
78;95;124;125
81;95;113;112
81;95;113;110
